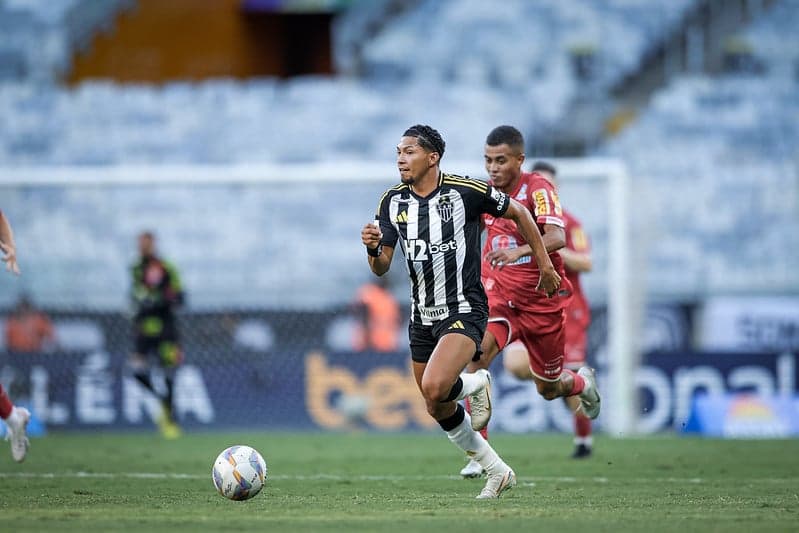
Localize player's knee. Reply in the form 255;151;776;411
420;376;450;405
537;381;560;401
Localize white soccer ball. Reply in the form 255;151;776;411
212;445;268;501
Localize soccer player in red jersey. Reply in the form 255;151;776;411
0;209;31;462
503;161;595;459
460;126;600;477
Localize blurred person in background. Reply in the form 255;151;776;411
361;124;561;499
130;231;185;439
502;161;595;459
351;274;401;353
0;208;31;462
460;129;600;478
4;294;56;354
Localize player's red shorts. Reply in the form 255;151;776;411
563;312;587;369
486;298;565;382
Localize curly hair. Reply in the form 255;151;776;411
403;124;445;159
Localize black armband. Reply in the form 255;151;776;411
366;244;382;257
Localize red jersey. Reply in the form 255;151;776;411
482;171;570;313
563;210;591;329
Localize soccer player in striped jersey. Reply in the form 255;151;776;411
459;127;601;477
0;209;31;462
361;125;561;499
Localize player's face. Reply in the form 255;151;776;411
138;234;155;258
397;136;437;184
484;144;524;191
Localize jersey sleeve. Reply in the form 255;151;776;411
531;181;564;227
375;190;399;248
567;217;590;253
481;183;511;218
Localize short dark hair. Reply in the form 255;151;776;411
403;124;445;159
486;125;524;151
531;161;557;176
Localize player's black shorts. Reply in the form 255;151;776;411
134;322;182;368
134;334;176;355
409;312;487;363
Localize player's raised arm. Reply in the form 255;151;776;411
0;209;20;275
361;222;394;276
501;199;560;296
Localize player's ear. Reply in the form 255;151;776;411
517;152;525;167
429;151;440;167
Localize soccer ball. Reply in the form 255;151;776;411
212;445;268;501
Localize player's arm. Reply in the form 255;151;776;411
559;225;592;272
559;247;592;272
498;199;560;296
498;223;565;261
0;209;20;275
361;223;394;276
164;262;186;306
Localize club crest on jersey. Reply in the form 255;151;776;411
436;195;453;222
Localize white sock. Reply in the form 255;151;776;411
4;406;21;428
446;410;507;475
574;436;593;447
454;371;486;401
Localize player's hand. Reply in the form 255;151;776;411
0;241;20;275
536;265;561;298
485;248;522;270
361;222;382;251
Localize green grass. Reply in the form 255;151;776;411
1;432;797;532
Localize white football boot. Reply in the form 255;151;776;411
476;466;516;499
468;369;492;431
577;367;601;420
459;458;485;478
5;407;30;462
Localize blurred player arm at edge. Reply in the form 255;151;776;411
0;209;20;275
558;231;592;272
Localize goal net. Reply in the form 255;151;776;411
0;159;640;434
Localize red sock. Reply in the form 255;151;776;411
464;397;490;440
563;369;585;396
0;384;14;419
575;412;592;438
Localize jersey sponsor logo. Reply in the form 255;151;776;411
436;195;453;222
551;191;563;216
489;235;531;265
571;227;588;250
418;304;449;320
516;183;528;201
404;238;458;261
533;189;551;216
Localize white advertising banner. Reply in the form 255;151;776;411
698;297;799;352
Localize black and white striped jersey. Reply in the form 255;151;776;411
375;171;511;325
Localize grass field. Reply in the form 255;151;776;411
1;431;797;532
